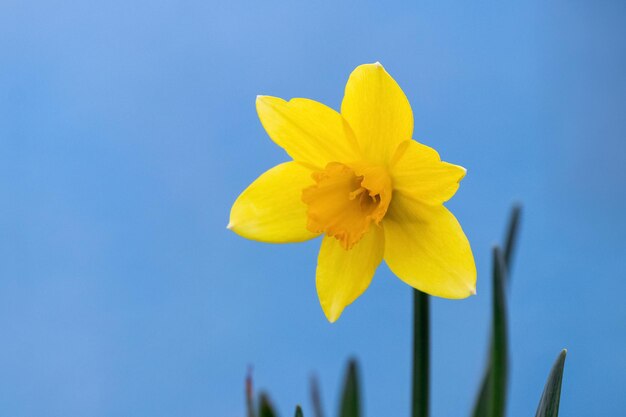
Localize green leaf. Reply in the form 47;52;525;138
339;359;360;417
470;247;508;417
259;393;278;417
534;350;567;417
295;405;304;417
489;247;508;417
471;205;519;417
412;289;430;417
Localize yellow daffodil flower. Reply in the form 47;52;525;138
228;62;476;322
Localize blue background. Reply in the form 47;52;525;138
1;1;625;416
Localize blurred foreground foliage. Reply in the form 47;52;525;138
245;206;567;417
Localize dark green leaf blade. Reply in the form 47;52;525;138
534;350;567;417
339;359;360;417
470;247;508;417
412;289;430;417
295;405;304;417
471;205;519;417
259;393;278;417
489;247;508;417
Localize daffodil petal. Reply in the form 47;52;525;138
229;162;319;243
256;96;360;169
341;62;413;164
390;140;467;205
383;194;476;298
316;225;384;322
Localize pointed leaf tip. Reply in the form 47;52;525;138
534;350;567;417
295;405;304;417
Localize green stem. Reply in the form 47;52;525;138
412;289;430;417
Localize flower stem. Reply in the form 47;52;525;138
412;289;430;417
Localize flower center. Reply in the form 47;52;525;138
302;162;392;249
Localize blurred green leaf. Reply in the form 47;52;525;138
259;393;278;417
534;350;567;417
339;359;360;417
310;375;325;417
295;405;304;417
246;371;256;417
412;289;430;417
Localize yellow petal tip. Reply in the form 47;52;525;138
226;221;234;230
326;311;340;323
321;303;341;323
470;287;477;296
256;95;271;104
